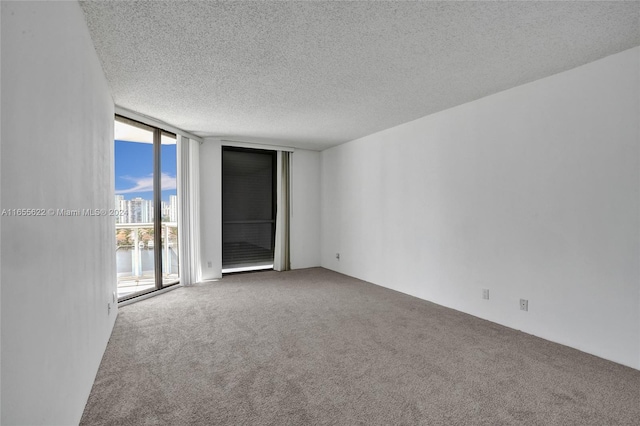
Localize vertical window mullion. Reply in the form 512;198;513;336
153;127;163;290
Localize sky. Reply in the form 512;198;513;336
115;140;177;202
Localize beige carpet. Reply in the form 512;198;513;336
81;268;640;425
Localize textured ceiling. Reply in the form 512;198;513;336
80;1;640;151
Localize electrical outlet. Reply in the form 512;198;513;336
520;299;528;311
482;289;489;300
207;261;212;268
336;253;340;260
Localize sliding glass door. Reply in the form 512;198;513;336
222;147;276;272
160;132;179;287
114;116;179;300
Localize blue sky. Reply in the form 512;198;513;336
115;140;177;202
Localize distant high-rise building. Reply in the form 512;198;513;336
114;196;167;224
129;197;153;223
161;200;169;220
169;195;178;222
114;195;124;223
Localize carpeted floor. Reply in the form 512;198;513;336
81;268;640;425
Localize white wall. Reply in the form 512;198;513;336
199;138;223;281
199;141;321;278
291;149;321;269
1;2;117;424
321;47;640;370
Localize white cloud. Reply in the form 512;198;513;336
116;173;177;194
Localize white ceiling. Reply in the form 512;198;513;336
80;1;640;151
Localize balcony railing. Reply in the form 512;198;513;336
116;222;179;298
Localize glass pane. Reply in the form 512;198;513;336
222;148;275;272
161;133;179;286
114;119;156;299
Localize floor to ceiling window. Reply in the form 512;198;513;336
114;115;179;301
